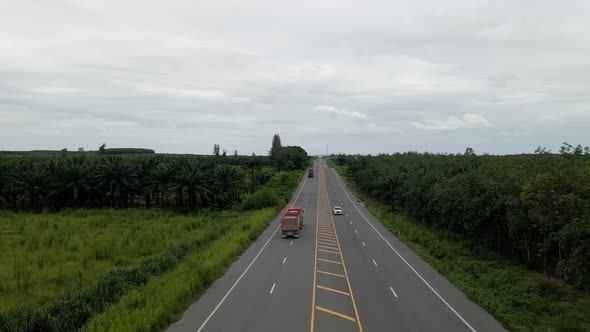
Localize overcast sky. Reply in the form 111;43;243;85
1;0;589;155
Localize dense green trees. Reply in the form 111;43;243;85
335;143;590;288
0;148;304;211
268;134;309;170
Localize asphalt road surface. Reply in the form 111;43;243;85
168;160;506;332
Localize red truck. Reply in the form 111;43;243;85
281;207;303;238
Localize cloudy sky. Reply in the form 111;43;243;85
1;0;589;155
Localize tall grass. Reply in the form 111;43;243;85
84;208;278;331
0;209;241;311
331;162;590;331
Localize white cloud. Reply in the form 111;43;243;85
412;113;493;130
312;105;369;121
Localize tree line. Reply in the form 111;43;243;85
334;143;590;288
0;136;309;212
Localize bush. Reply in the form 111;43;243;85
242;188;280;210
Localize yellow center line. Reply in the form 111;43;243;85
310;164;320;332
316;284;350;296
311;164;363;332
316;306;357;322
317;258;342;265
318;248;340;255
319;233;336;240
317;245;340;251
317;270;346;278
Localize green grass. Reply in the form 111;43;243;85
84;208;278;331
330;162;590;332
0;169;304;331
0;209;242;311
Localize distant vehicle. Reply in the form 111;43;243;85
308;168;314;177
281;207;303;238
333;206;343;215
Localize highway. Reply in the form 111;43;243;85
168;159;506;332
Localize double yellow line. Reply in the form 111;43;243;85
310;164;363;332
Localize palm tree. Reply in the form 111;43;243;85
371;174;401;212
137;158;160;208
151;164;174;207
172;163;210;210
0;161;12;208
14;168;49;212
47;158;92;208
94;156;138;208
215;164;245;203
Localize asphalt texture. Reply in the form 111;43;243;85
167;160;507;332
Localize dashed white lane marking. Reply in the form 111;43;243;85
270;283;276;294
389;287;398;298
195;173;309;332
372;259;378;266
350;221;352;224
354;229;358;234
362;242;366;247
283;257;287;264
290;240;293;246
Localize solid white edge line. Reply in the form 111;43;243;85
196;174;308;332
389;287;398;298
270;283;276;294
331;168;477;332
372;259;378;266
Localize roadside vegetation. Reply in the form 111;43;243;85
330;143;590;331
0;136;307;212
0;135;307;331
84;208;278;331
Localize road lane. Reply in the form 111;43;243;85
168;161;319;332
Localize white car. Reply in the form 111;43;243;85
333;206;343;215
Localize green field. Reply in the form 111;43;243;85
331;162;590;332
0;209;244;311
0;166;303;331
